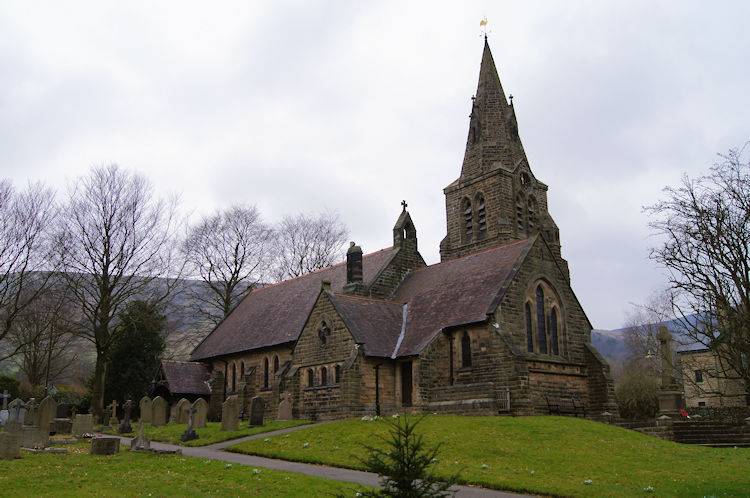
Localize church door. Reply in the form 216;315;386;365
401;362;413;407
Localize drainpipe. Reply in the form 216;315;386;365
448;331;454;385
374;362;383;416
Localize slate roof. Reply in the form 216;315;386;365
190;248;395;361
160;360;211;395
329;294;405;357
390;237;534;356
324;238;534;359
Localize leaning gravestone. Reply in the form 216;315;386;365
72;414;93;437
139;396;152;424
130;421;150;452
37;396;57;434
221;396;239;431
191;398;208;428
249;396;264;427
151;396;168;427
0;432;21;459
90;437;120;455
175;398;191;424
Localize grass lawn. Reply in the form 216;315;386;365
0;442;362;497
101;420;311;447
227;415;750;497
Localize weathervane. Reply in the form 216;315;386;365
480;17;490;39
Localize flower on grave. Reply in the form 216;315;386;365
530;471;535;476
302;442;310;448
356;493;362;497
643;485;654;493
253;468;261;475
284;434;290;438
225;464;232;469
361;415;373;422
203;460;211;465
583;479;592;485
264;438;271;442
391;414;399;418
481;464;489;469
431;458;439;463
284;477;290;481
333;446;340;451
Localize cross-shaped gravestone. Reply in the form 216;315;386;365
109;400;118;419
1;390;9;411
118;400;133;434
25;398;37;426
180;406;199;442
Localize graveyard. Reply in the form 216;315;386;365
1;389;748;497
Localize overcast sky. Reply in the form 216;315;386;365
1;1;748;329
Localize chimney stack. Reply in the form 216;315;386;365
346;242;363;284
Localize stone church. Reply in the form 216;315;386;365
187;39;618;420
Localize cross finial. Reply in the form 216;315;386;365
509;94;514;104
401;200;407;212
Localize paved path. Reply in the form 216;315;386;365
109;424;530;498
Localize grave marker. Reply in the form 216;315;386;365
0;432;21;459
221;396;239;431
90;437;120;455
277;393;293;421
151;396;168;427
192;398;208;428
180;406;199;442
130;421;151;452
118;399;133;434
37;396;57;434
175;398;191;424
139;396;152;424
249;396;264;427
72;414;93;437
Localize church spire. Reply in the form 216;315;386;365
460;39;527;179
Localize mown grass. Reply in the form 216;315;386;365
0;442;361;497
100;420;311;446
227;415;750;497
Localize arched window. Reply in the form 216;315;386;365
231;364;236;393
263;357;269;388
462;198;473;242
273;355;279;376
516;195;525;232
318;321;330;347
461;332;472;368
240;361;245;378
550;307;559;355
527;197;537;231
335;365;341;384
307;369;314;387
321;367;328;386
476;194;487;239
525;302;534;352
536;286;548;354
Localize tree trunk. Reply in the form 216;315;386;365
91;353;107;421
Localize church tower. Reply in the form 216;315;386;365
440;38;567;278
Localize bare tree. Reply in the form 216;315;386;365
57;164;182;419
272;211;349;281
646;145;750;394
183;205;271;324
0;180;57;361
8;278;77;387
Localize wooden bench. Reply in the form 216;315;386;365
545;396;586;418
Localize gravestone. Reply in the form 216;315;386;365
56;403;72;418
37;396;57;434
175;398;191;424
191;398;208;428
249;396;264;427
221;396;239;431
0;432;21;459
52;418;73;434
90;437;120;455
139;396;152;424
107;400;119;426
151;396;168;427
180;406;199;442
118;399;133;434
72;414;93;437
21;426;48;449
277;393;293;421
8;398;25;424
24;398;37;425
130;421;150;452
0;390;10;428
